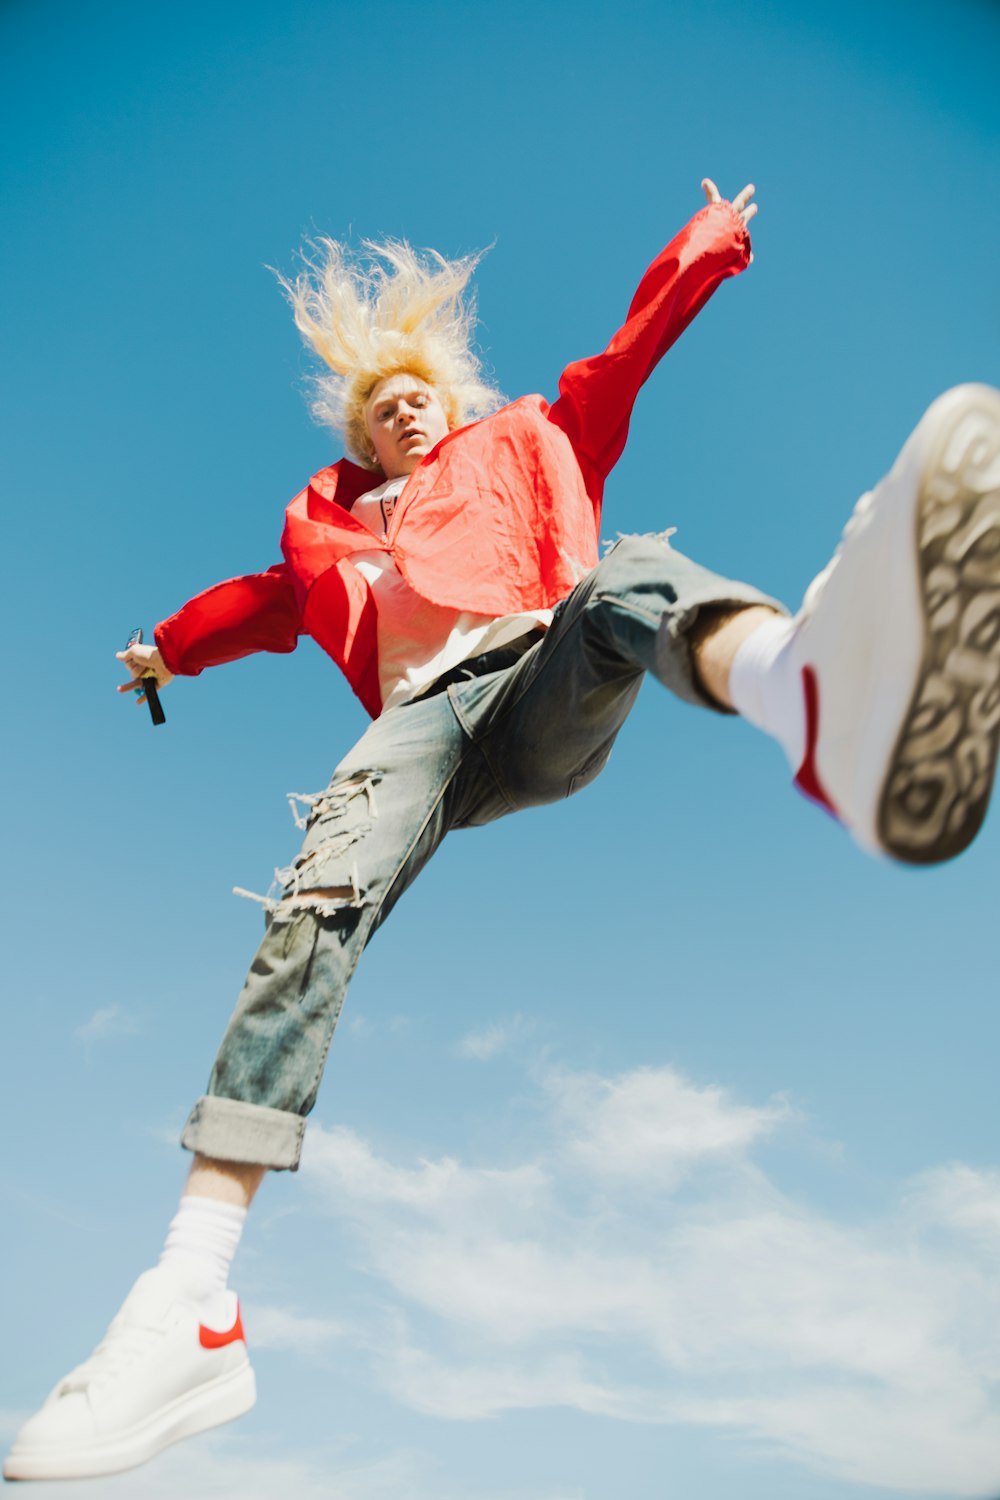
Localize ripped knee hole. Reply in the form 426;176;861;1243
286;885;356;905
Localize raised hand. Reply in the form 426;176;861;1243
702;179;757;259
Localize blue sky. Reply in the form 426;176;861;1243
2;1;1000;1496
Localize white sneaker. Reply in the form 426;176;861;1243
790;383;1000;863
3;1265;255;1481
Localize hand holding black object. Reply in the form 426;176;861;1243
117;628;167;726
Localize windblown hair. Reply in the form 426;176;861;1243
279;238;504;468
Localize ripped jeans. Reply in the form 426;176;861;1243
181;534;781;1169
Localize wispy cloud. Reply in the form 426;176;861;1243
458;1012;535;1061
74;1004;140;1046
374;1324;663;1423
246;1302;344;1354
304;1125;548;1222
906;1162;1000;1245
22;1437;406;1500
547;1063;792;1183
12;1430;579;1500
345;1013;410;1039
300;1063;1000;1496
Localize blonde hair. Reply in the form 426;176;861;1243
278;238;504;467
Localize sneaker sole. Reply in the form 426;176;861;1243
2;1360;256;1481
878;384;1000;864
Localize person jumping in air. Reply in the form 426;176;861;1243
6;179;1000;1481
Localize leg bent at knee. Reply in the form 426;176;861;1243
233;772;382;923
576;533;784;709
587;530;684;604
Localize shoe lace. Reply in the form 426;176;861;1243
58;1316;167;1396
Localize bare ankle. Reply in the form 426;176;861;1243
690;604;781;709
184;1155;267;1209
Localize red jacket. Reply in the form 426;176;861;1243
155;202;751;718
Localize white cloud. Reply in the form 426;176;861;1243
245;1302;344;1354
547;1064;792;1183
459;1023;510;1060
907;1162;1000;1246
12;1436;432;1500
304;1124;548;1222
74;1004;140;1045
458;1013;534;1061
672;1384;1000;1495
367;1231;655;1345
377;1332;658;1423
345;1013;410;1039
298;1063;1000;1496
6;1430;578;1500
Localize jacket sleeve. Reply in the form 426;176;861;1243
548;201;751;484
154;562;303;677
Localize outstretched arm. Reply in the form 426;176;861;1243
549;179;757;490
114;562;303;710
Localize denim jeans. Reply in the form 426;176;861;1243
181;534;782;1169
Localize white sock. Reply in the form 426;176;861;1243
728;614;805;769
159;1196;247;1309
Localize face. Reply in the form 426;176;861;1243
365;373;451;478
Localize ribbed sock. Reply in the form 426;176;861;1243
159;1195;247;1313
728;613;805;770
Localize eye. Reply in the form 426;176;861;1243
413;393;428;407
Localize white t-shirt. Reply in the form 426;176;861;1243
350;477;553;711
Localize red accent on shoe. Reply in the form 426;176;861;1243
793;666;840;820
199;1304;245;1349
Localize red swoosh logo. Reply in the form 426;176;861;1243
793;666;839;819
199;1303;246;1349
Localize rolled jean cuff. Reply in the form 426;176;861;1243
655;580;788;712
180;1094;306;1171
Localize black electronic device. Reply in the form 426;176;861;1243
125;627;166;727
